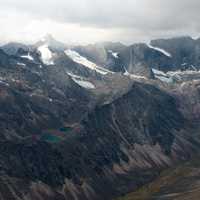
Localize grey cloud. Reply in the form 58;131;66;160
1;0;199;28
1;0;200;43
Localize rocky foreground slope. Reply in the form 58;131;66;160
0;36;200;200
117;155;200;200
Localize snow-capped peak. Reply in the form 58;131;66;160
147;44;172;57
37;33;66;50
38;45;54;65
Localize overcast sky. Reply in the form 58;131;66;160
1;0;200;45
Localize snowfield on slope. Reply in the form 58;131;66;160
65;49;113;75
38;45;54;65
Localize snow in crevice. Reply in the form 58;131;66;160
155;75;173;83
65;49;113;75
20;53;34;61
152;68;166;76
123;68;147;80
152;68;173;83
191;65;197;71
17;62;26;66
38;45;54;65
0;77;9;86
0;80;9;86
72;79;95;89
180;64;198;71
108;50;119;58
152;68;200;83
166;70;200;76
147;44;172;57
67;72;82;79
181;63;187;66
67;72;95;89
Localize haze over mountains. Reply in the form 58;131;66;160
0;34;199;200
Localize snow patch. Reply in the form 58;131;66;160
191;65;197;71
152;68;166;76
108;50;119;58
181;63;187;66
147;44;172;57
17;62;26;66
38;45;54;65
0;80;9;86
152;68;200;83
124;69;147;80
65;49;112;75
67;72;82;79
72;79;95;89
67;72;95;89
166;70;200;76
155;75;173;83
152;68;173;83
48;98;53;102
21;53;34;61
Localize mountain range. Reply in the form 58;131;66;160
0;35;200;200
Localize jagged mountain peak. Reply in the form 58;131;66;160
35;34;67;51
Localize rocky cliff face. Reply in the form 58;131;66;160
150;36;200;70
73;42;125;72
